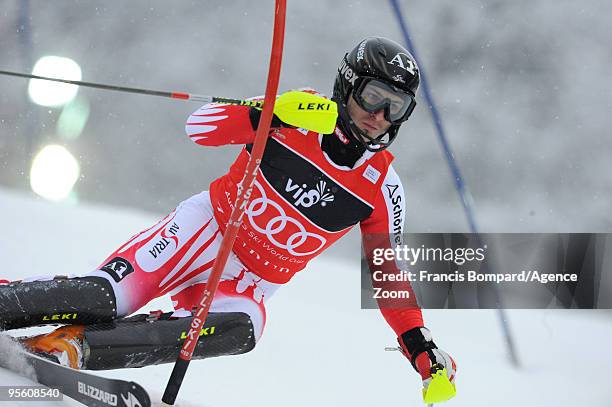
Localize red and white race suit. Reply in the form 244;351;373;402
89;94;423;341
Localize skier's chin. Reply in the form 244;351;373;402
355;127;381;143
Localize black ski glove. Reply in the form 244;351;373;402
398;327;457;389
248;107;295;131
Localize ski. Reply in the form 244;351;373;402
0;339;151;407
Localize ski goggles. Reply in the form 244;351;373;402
352;77;416;124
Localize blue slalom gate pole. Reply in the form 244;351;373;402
389;0;520;367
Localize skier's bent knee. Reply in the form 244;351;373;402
83;311;255;370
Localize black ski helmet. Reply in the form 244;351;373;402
332;37;420;152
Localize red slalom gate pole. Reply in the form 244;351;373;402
161;1;287;405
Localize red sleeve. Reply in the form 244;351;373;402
185;103;256;146
359;165;424;337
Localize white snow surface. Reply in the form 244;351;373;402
1;186;611;407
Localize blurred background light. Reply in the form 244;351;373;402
29;144;80;201
57;96;90;140
28;56;82;107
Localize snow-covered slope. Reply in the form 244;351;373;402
1;187;611;407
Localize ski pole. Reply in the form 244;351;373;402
0;69;336;134
160;0;286;405
0;68;260;106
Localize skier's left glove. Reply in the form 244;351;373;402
398;327;457;403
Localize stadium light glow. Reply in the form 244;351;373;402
28;56;82;107
57;97;90;140
30;144;80;201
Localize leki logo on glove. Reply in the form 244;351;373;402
285;178;335;208
246;180;327;256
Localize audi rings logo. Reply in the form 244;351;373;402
246;181;327;256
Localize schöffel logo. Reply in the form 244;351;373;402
100;257;134;283
285;178;335;208
385;183;403;244
149;222;180;259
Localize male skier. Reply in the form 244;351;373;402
1;37;456;396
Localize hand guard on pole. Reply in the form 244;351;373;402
398;327;457;404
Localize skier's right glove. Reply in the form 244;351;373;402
248;107;294;131
398;327;457;403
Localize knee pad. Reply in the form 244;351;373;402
84;311;255;370
0;276;117;330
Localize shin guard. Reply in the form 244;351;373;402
84;311;255;370
0;276;117;330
